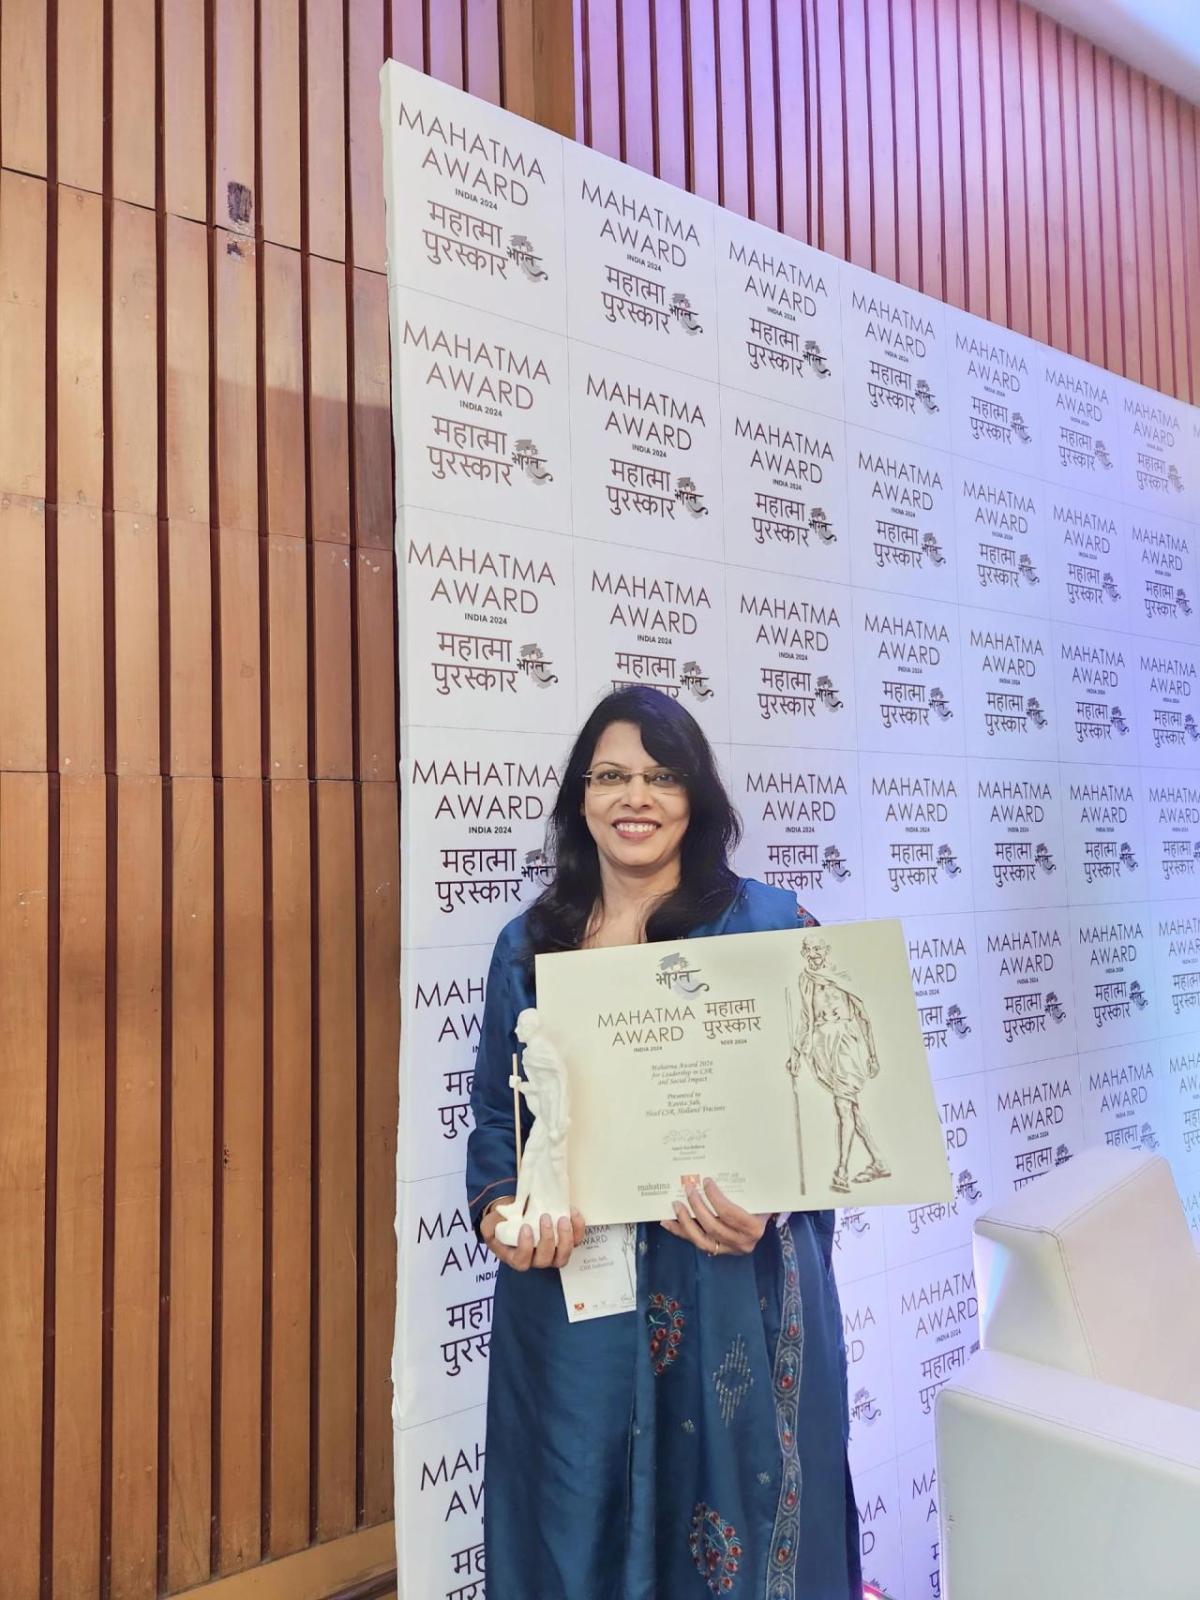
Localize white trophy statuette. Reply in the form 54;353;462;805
493;1008;572;1247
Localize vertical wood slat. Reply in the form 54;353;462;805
1058;30;1085;357
217;526;262;780
165;776;215;1592
350;270;392;552
306;0;347;263
1110;60;1141;382
913;0;943;301
887;0;919;293
1145;83;1175;399
1;0;48;177
976;0;1008;324
216;777;265;1576
0;172;47;501
167;521;214;779
52;774;108;1600
165;217;210;526
267;778;312;1558
111;203;158;517
308;255;350;544
214;0;256;236
114;514;160;776
162;0;208;223
110;776;163;1600
360;780;399;1527
1073;35;1103;366
998;0;1028;334
1092;47;1123;372
1127;66;1155;388
267;535;309;780
619;0;655;179
261;0;302;251
215;233;259;536
56;0;103;194
863;0;895;281
649;0;687;194
1180;103;1200;404
347;0;387;272
112;0;156;208
263;244;307;540
57;503;106;778
1161;93;1191;403
313;543;354;780
0;773;50;1600
713;0;749;218
57;187;104;509
0;496;48;772
315;781;358;1540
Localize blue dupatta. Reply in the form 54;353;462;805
466;878;861;1599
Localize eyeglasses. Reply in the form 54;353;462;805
583;765;688;794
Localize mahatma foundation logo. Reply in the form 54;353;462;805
510;437;553;483
851;1386;882;1426
656;952;710;997
764;841;852;897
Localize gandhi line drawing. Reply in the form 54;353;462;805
786;939;891;1195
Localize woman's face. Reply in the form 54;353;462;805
582;720;691;883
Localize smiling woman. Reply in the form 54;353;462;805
465;686;858;1600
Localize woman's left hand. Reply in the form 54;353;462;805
660;1178;770;1257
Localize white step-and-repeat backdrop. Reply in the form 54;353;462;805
381;58;1200;1600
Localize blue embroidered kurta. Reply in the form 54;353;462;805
466;879;861;1600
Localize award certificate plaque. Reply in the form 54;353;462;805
534;918;952;1224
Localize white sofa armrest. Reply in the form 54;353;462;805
937;1348;1200;1600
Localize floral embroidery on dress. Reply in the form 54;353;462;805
648;1291;685;1375
796;904;819;929
688;1503;743;1594
712;1333;754;1424
767;1224;805;1600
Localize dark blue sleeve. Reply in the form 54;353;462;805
466;934;521;1230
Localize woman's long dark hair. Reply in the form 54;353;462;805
525;686;742;958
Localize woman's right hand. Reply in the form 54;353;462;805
480;1197;586;1270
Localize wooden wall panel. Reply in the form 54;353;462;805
214;0;256;236
0;496;48;771
1;0;47;177
0;0;473;1587
0;172;47;498
216;778;265;1578
266;779;312;1558
166;777;216;1593
360;780;399;1528
306;0;347;263
348;0;387;273
578;1;1200;399
267;536;309;781
112;0;156;208
56;0;103;194
261;0;302;251
111;202;159;516
0;773;49;1600
263;245;307;541
57;503;105;778
57;187;104;508
114;514;161;777
167;520;215;778
165;217;211;526
110;776;163;1600
162;0;207;223
52;775;108;1600
315;782;358;1540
